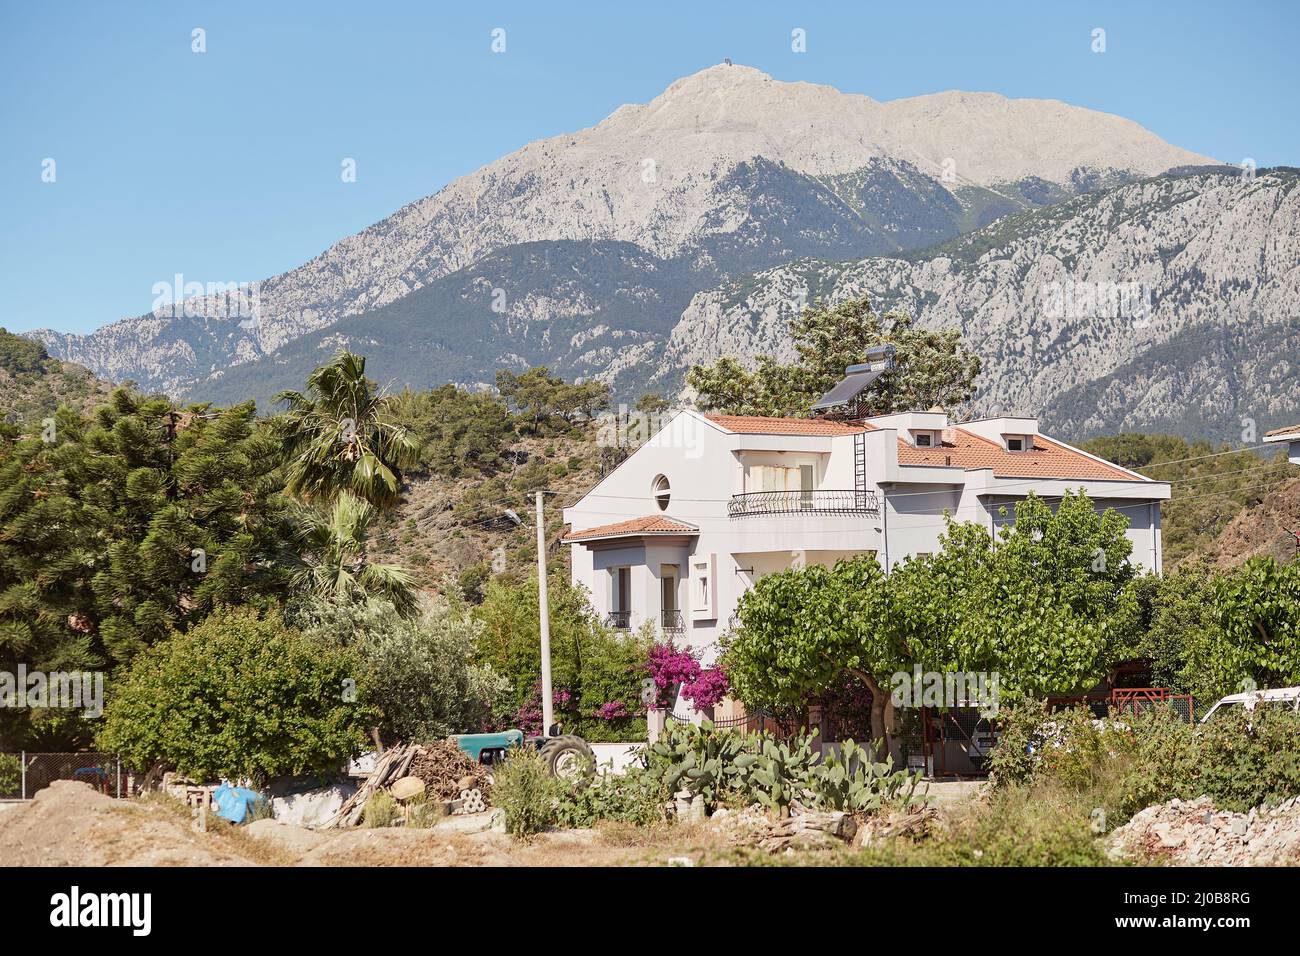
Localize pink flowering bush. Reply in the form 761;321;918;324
514;684;575;735
682;667;730;709
596;700;631;721
646;643;700;709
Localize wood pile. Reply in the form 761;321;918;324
408;739;492;800
851;805;941;847
755;809;858;852
325;740;493;828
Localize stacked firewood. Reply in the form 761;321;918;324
326;741;494;828
328;744;421;828
407;739;491;801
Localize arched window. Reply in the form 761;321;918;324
652;474;671;511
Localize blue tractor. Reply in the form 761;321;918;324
450;730;596;784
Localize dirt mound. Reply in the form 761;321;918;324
1107;795;1300;865
0;781;253;866
1193;476;1300;568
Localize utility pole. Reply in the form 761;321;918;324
535;491;554;737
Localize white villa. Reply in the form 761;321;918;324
563;407;1171;663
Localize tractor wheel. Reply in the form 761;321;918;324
538;735;596;787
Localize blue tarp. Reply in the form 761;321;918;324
212;783;265;824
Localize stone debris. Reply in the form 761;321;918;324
1106;795;1300;866
708;804;771;844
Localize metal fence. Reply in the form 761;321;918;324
727;489;881;518
0;752;134;800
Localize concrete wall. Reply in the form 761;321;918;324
591;742;645;775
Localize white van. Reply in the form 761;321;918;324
1200;687;1300;723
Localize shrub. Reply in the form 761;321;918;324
96;607;372;782
1034;708;1112;793
476;576;650;737
1195;706;1300;812
646;720;924;818
812;739;925;813
995;701;1300;821
553;765;666;828
1116;708;1199;818
646;719;756;810
682;667;729;709
363;790;400;828
0;753;20;796
987;697;1051;788
295;591;511;743
493;748;559;840
850;784;1113;867
646;643;700;708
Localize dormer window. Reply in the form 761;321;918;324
1005;436;1027;452
915;433;933;447
911;430;940;448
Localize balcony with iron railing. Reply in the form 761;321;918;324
606;610;631;630
727;489;880;519
661;610;684;634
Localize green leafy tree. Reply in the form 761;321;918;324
495;366;610;435
293;591;511;744
1204;556;1300;695
388;384;516;477
474;574;650;737
96;607;371;782
1124;561;1222;694
687;298;981;417
274;350;419;508
288;492;418;617
723;556;901;749
635;392;670;416
891;491;1138;702
0;389;291;714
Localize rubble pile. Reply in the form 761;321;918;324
709;804;861;853
851;805;941;847
1107;795;1300;865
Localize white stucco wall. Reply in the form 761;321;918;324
564;411;1170;657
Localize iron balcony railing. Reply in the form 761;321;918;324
727;489;880;518
661;610;685;633
606;610;631;630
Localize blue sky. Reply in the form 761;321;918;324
2;0;1296;336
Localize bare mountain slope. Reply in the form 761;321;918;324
657;168;1300;442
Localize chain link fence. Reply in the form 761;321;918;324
0;752;134;800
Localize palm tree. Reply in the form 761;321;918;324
290;492;419;617
274;350;419;509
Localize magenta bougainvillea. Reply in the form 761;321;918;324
596;700;631;721
514;684;575;735
646;642;700;708
682;667;730;709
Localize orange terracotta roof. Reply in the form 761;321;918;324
705;414;867;436
1266;423;1300;439
563;515;699;543
886;426;1138;480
